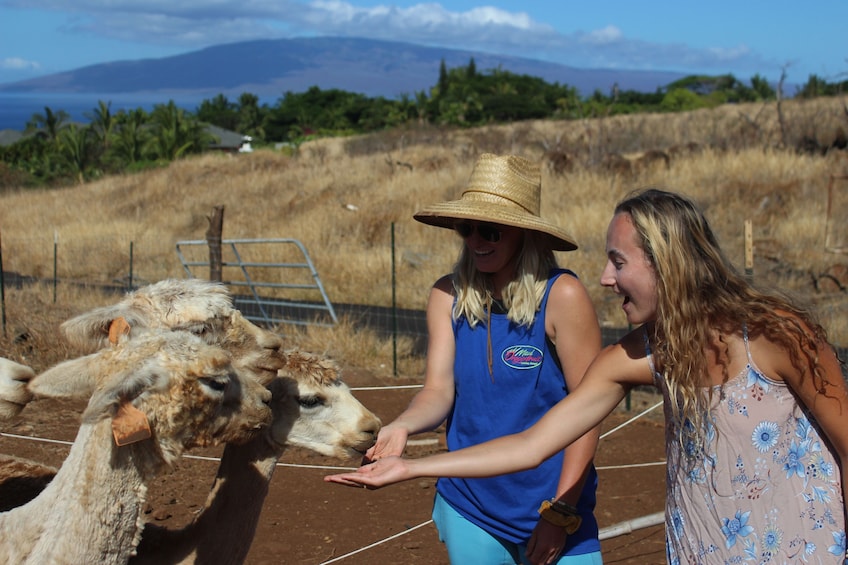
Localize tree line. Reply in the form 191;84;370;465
1;58;845;188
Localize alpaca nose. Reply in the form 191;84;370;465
364;415;382;440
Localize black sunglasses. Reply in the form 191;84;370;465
454;222;502;243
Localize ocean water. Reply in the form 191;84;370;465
0;92;207;131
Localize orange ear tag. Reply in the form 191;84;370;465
112;403;152;446
108;316;131;345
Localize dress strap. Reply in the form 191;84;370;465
643;326;668;389
742;323;753;365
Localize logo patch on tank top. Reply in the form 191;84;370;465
501;345;543;369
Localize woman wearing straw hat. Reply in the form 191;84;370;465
361;153;603;565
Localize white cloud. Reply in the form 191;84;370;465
581;25;623;45
707;45;752;62
0;57;41;71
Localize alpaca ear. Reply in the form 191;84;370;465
61;305;140;352
28;353;100;400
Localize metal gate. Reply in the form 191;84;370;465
175;238;337;328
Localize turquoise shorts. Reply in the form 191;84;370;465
432;492;603;565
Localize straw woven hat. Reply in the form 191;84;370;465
413;153;578;251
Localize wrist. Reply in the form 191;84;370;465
549;498;579;517
538;499;582;534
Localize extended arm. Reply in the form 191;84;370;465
326;333;655;488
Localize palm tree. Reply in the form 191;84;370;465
145;101;213;161
86;100;116;155
25;106;71;144
111;108;150;165
57;124;96;184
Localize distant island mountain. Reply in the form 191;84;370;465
0;36;687;99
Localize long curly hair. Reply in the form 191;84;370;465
452;230;557;328
616;189;833;448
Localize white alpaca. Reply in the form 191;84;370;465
0;330;273;565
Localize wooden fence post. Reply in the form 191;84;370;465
206;205;224;282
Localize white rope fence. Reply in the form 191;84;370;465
0;387;666;563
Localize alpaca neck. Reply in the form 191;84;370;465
130;433;286;565
0;418;158;565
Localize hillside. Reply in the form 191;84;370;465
0;36;685;99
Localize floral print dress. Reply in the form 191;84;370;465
647;330;846;564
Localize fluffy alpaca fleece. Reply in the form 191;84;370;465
0;330;272;565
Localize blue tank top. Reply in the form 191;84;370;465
437;269;600;552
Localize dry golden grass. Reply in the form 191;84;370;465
1;96;846;375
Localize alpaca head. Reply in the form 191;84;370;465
60;279;286;385
267;350;381;459
29;330;273;468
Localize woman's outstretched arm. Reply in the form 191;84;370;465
325;333;654;488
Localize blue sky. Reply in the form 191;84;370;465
0;0;844;87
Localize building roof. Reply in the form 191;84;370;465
205;124;249;150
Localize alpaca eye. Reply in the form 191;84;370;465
298;395;323;409
174;323;211;338
200;377;228;393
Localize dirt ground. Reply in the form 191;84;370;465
0;369;668;565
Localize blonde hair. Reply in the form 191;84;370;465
452;231;557;327
616;189;833;450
